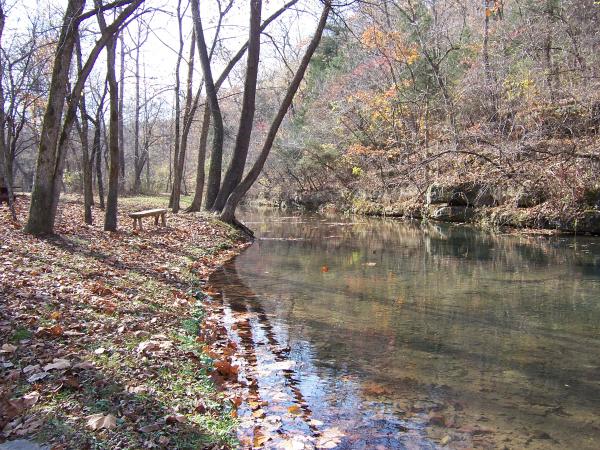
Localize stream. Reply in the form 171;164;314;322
207;209;600;449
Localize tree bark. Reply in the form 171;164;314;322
76;34;94;224
0;4;16;221
186;0;300;212
25;0;85;234
191;0;224;211
99;6;121;231
220;1;331;224
211;0;262;213
118;31;126;193
25;0;142;235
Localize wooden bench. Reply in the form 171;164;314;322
128;208;167;230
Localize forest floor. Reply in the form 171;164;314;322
0;195;251;449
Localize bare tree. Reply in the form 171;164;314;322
220;1;332;226
211;0;262;212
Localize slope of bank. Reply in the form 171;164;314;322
0;196;250;449
351;183;600;235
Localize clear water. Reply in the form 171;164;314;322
207;209;600;449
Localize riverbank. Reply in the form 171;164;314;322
352;199;600;235
0;196;250;449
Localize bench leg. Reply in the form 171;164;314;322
132;218;137;230
138;218;143;230
161;213;166;226
154;215;159;226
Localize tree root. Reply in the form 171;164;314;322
229;217;255;239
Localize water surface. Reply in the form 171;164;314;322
208;210;600;449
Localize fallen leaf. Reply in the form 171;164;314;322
36;324;63;337
165;414;185;424
0;343;17;353
316;427;345;449
86;413;117;431
253;430;271;447
27;372;48;383
287;405;301;415
73;361;95;370
139;422;162;433
43;358;71;371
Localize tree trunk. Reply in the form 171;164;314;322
101;20;120;230
0;5;16;221
76;34;94;224
172;30;198;213
25;0;85;235
187;103;210;212
95;122;105;210
118;31;126;193
220;1;331;224
191;0;224;211
169;0;185;208
132;38;142;194
186;0;299;212
212;0;262;213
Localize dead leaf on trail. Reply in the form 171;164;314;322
43;358;71;371
214;359;239;379
139;422;162;433
73;361;95;370
252;409;266;419
36;324;64;337
165;414;185;424
86;413;117;431
50;311;62;320
94;347;106;355
126;385;148;394
136;340;173;354
22;364;40;374
0;343;17;353
287;405;302;415
27;372;48;383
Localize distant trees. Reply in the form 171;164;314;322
258;0;600;211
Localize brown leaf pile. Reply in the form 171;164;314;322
0;196;250;448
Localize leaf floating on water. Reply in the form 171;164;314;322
86;413;117;431
280;436;312;450
316;427;345;449
321;265;329;273
287;404;301;415
253;430;271;447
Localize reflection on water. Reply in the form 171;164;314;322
208;209;600;449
